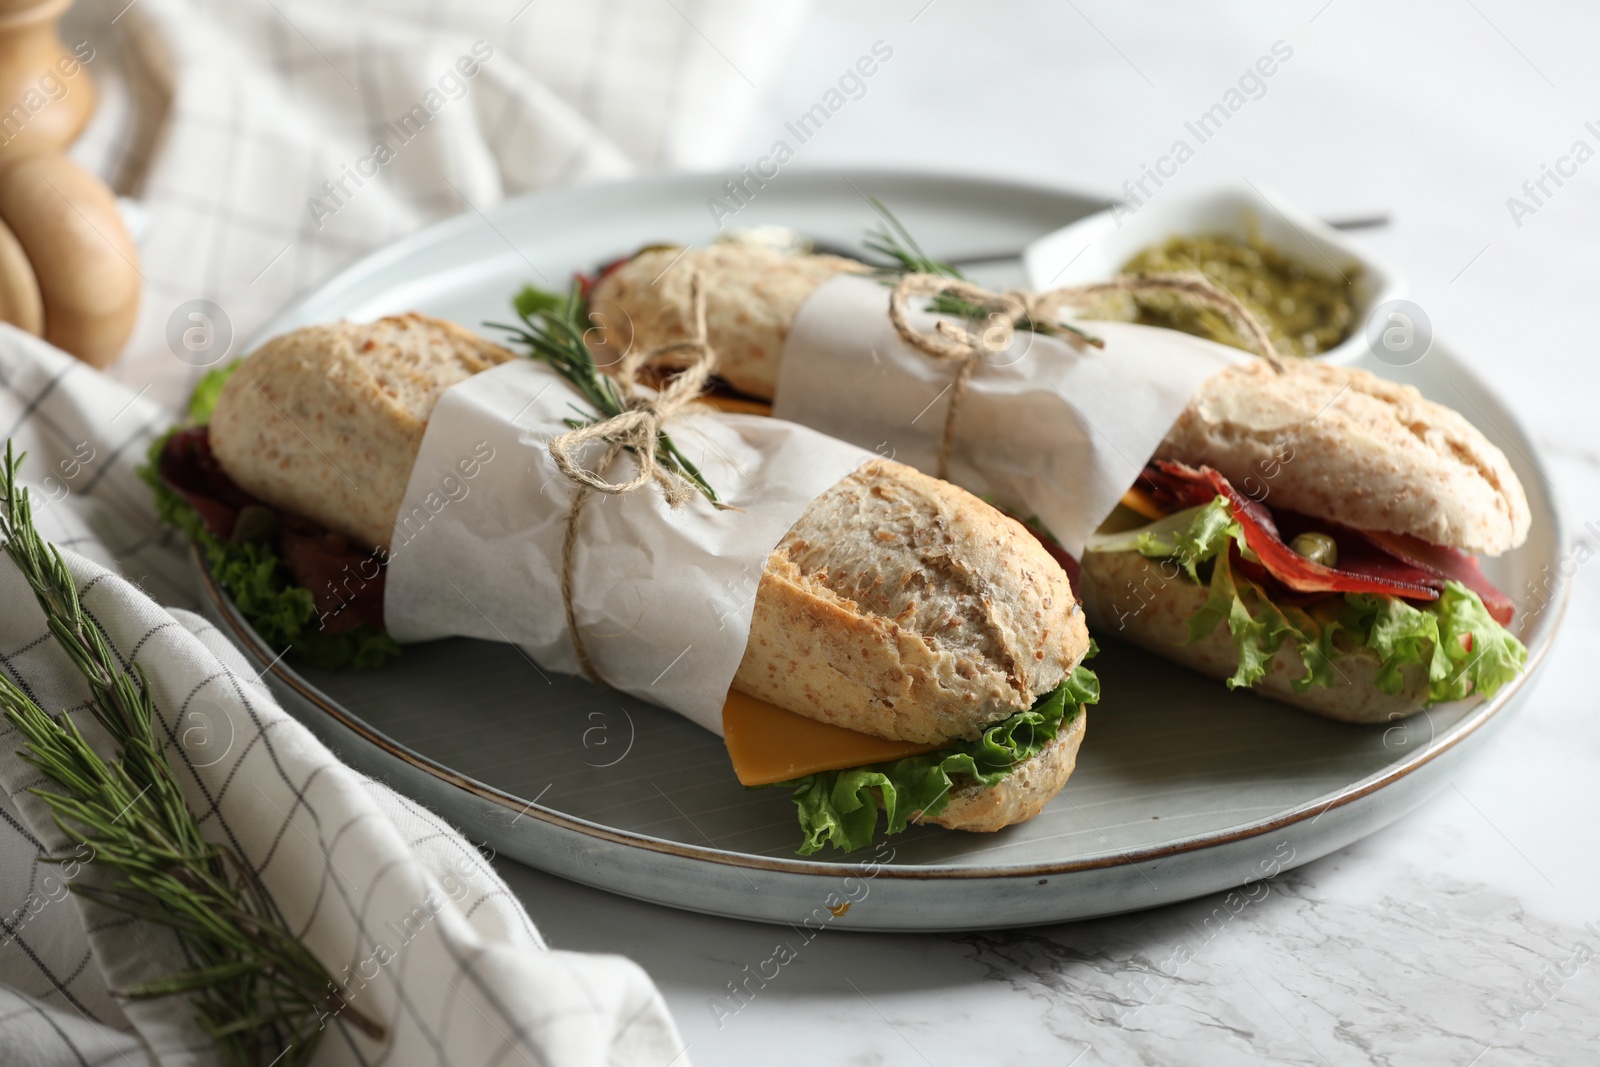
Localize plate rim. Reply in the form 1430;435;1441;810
215;167;1572;882
243;166;1114;349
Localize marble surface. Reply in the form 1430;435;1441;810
495;2;1600;1063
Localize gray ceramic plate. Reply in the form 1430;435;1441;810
195;170;1568;931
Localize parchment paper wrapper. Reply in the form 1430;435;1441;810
384;359;870;734
772;274;1249;557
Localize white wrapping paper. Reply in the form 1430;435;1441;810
383;359;870;734
772;274;1248;556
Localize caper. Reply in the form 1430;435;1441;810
1290;531;1338;567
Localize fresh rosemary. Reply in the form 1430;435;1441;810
0;442;383;1067
862;196;1102;347
861;195;963;280
493;282;725;508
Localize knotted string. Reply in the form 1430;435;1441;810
887;271;1285;479
548;272;717;684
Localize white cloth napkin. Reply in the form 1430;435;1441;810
0;330;686;1064
1;0;814;1062
62;0;809;412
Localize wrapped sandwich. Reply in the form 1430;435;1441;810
147;310;1099;853
581;237;1530;720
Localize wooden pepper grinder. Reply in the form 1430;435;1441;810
0;0;140;368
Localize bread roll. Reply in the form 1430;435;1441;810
209;314;515;550
0;154;140;366
917;710;1087;832
1077;549;1428;724
736;458;1089;744
588;244;863;400
1160;360;1530;555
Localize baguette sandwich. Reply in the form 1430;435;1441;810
1077;359;1529;721
587;242;1532;720
149;314;1099;853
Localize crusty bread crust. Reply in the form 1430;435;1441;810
209;314;514;550
1077;550;1428;723
915;709;1087;832
588;245;863;400
1161;360;1530;555
732;458;1091;744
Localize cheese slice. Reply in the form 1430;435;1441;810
722;689;943;787
699;392;774;417
1120;486;1168;521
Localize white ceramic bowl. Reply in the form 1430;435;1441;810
1021;182;1406;365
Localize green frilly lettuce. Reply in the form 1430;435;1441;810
138;362;401;671
783;662;1101;855
1095;496;1526;703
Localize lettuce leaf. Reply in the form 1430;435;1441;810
1138;497;1244;581
1117;502;1526;705
138;364;401;671
1341;582;1527;703
186;361;238;423
782;664;1101;855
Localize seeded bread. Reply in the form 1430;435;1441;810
916;710;1087;832
1159;360;1530;556
208;314;515;550
733;458;1091;744
1077;549;1428;723
588;244;864;400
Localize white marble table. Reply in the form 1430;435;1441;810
497;2;1600;1062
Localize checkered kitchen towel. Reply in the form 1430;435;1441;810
64;0;808;412
0;1;812;1063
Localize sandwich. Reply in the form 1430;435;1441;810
1076;359;1528;721
584;240;1531;720
146;313;1099;853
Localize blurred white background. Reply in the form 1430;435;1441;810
729;0;1600;475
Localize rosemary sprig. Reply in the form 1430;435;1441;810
490;281;726;508
861;196;963;280
0;441;384;1067
863;197;1103;347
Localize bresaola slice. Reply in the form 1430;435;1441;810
1271;511;1451;599
1151;460;1440;600
1361;529;1515;625
159;427;387;634
159;425;256;540
1143;460;1514;620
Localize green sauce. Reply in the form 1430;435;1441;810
1105;228;1359;357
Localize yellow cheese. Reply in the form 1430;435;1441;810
722;690;943;787
1120;486;1167;521
699;392;773;417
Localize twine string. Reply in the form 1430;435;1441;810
887;270;1285;479
548;272;716;684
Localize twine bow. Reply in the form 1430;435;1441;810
548;271;718;684
887;271;1285;480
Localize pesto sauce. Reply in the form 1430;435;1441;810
1114;230;1359;357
